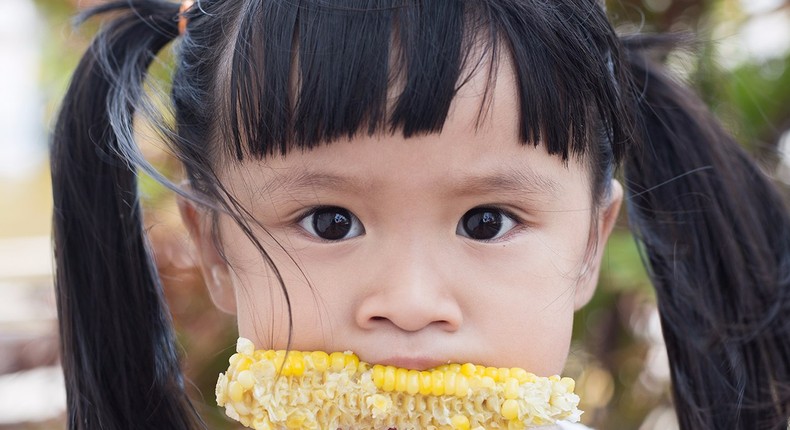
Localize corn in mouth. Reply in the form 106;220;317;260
216;338;582;429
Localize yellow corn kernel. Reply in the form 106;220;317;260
228;380;244;403
510;367;529;383
444;369;457;396
504;378;520;400
419;370;433;396
237;370;255;390
431;370;445;396
217;338;582;430
560;377;576;392
383;366;396;392
273;351;286;372
451;414;471;430
454;374;470;397
372;364;385;387
287;353;305;376
406;370;420;395
395;368;409;392
481;375;496;389
236;357;253;372
237;338;255;355
345;352;360;370
329;352;346;372
501;399;520;420
310;351;329;372
460;363;477;377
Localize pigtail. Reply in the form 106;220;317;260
621;35;790;429
51;1;203;429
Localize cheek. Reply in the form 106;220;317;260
466;274;577;375
218;222;334;349
231;262;336;350
459;217;590;374
461;208;591;301
473;292;575;375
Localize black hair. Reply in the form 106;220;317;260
51;1;790;429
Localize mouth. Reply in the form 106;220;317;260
373;356;449;370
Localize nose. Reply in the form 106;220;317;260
355;238;463;333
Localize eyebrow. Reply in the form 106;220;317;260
451;168;560;198
256;167;560;199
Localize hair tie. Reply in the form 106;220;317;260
178;0;195;36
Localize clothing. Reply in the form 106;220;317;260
556;421;594;430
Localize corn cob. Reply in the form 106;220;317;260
216;338;582;430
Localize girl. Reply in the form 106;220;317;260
50;0;790;429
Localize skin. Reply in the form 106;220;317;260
180;59;622;378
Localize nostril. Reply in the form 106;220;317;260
356;295;463;332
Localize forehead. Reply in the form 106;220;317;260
223;57;590;204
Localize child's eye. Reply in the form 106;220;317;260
297;206;365;241
456;207;519;241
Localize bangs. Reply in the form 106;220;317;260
221;0;630;163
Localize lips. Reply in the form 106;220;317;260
373;356;450;370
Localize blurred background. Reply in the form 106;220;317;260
1;0;789;428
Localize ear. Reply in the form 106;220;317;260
177;193;237;315
574;179;623;310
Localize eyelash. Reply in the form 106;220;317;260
293;205;526;243
294;205;364;243
463;207;525;243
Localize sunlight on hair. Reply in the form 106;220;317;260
777;129;790;185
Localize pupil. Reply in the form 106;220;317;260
463;209;502;240
313;208;352;240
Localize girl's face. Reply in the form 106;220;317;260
182;64;622;377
